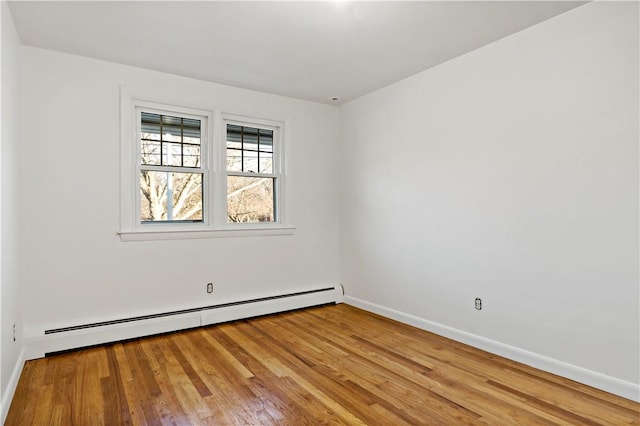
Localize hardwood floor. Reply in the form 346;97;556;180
6;304;639;425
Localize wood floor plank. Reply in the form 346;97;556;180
72;347;104;425
119;342;163;425
6;304;639;425
142;337;195;425
102;344;133;425
152;336;215;424
50;352;78;424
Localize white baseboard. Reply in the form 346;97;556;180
24;312;202;360
25;286;342;361
1;347;26;424
344;295;640;403
201;286;343;326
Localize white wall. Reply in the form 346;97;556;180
20;48;341;338
1;0;24;414
341;0;639;395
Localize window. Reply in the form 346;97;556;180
225;123;278;223
119;88;293;241
139;111;205;223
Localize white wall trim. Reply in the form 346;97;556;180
118;226;296;242
1;347;25;424
25;286;343;361
344;296;640;403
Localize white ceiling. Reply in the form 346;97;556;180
8;1;584;105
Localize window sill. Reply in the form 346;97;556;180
118;226;296;242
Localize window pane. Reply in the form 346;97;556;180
182;118;201;145
141;140;161;165
259;129;273;153
140;171;203;222
226;124;242;149
227;176;274;223
243;150;258;173
227;149;242;172
163;142;182;166
259;152;272;173
243;129;258;152
161;115;182;142
183;145;201;167
141;112;161;140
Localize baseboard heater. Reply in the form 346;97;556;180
27;285;343;360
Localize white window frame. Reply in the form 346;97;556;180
135;104;212;229
119;87;294;241
220;114;285;228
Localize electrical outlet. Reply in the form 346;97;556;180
12;324;16;342
207;283;214;294
475;298;482;310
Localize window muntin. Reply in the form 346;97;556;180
140;112;202;167
225;123;279;224
138;110;206;223
226;124;273;173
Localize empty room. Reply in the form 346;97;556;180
1;0;638;424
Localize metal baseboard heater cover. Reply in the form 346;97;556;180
45;287;338;335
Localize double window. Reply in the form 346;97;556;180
119;89;292;240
